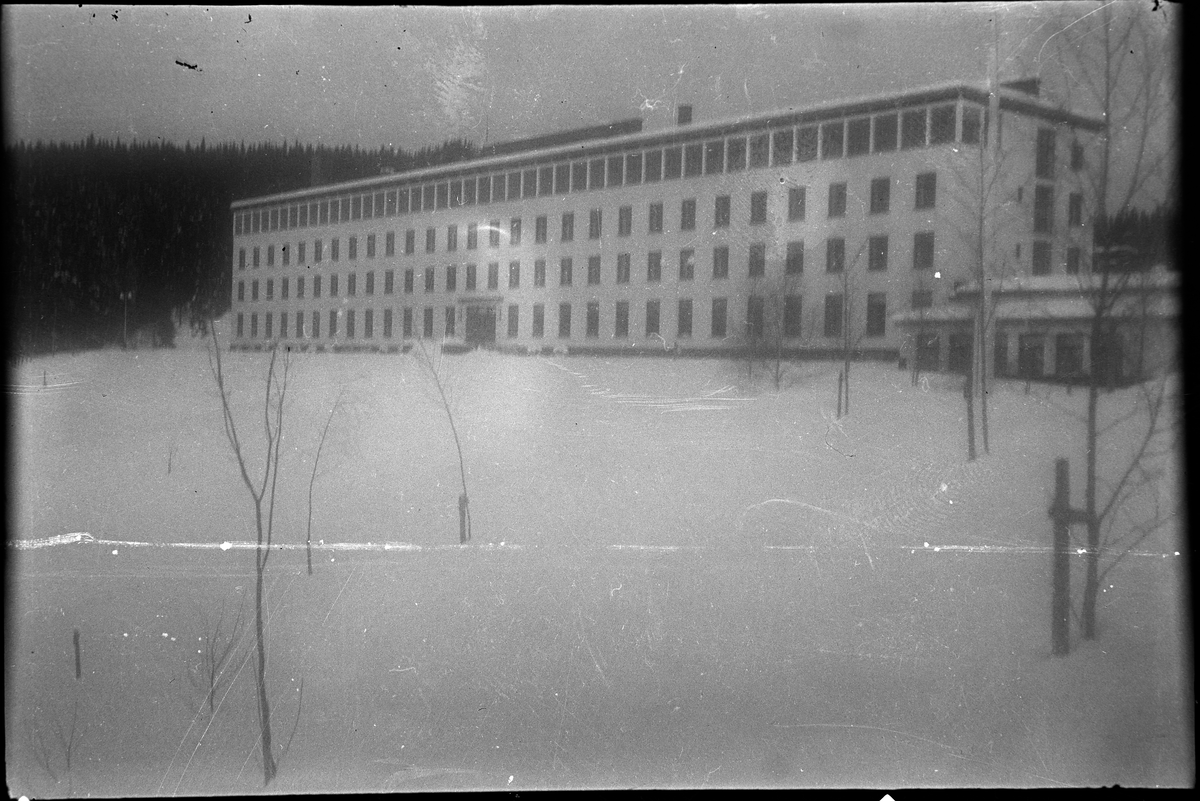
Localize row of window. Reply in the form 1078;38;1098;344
234;293;890;343
233;102;987;235
236;173;941;269
234;232;942;305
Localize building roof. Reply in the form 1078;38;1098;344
231;80;1105;209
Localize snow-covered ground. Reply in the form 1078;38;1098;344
5;348;1191;793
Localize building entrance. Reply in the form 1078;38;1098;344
464;305;497;345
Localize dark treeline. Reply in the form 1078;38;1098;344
6;136;477;356
1095;203;1176;271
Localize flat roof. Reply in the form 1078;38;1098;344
232;80;1105;209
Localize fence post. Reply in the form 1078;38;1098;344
1050;458;1071;656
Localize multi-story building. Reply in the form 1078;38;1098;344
228;79;1104;367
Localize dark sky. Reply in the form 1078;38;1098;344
1;3;1173;159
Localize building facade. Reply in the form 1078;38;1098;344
228;81;1103;360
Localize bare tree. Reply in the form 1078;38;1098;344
1047;1;1179;639
836;239;869;418
306;389;346;574
208;331;289;786
752;270;804;391
187;597;247;716
412;337;472;544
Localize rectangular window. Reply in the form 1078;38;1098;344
509;260;520;288
1034;185;1054;234
424;267;434;293
874;113;898;152
425;228;435;253
1036;128;1056;179
646;300;660;336
385;269;394;294
788;187;805;221
535;258;546;287
282;245;290;266
314;274;322;298
266;279;274;300
821;121;844;159
679;248;694;281
238;281;245;302
295;312;304;338
901;109;927;149
684;143;703;177
913;231;935;270
572;161;587;191
252;280;259;301
319;201;329;225
869;235;889;272
677;299;693;337
311;310;320;338
329;309;338;338
450;180;463;208
445;306;456;336
870;177;891;214
587;255;601;285
365;271;375;295
560;257;573;286
586;301;600;337
331;238;340;261
796;125;819;161
561;212;574;242
589;159;605;189
489;221;500;248
239;249;246;270
617;253;631;284
405;229;415;254
649;203;664;234
385;231;395;257
447;225;457;252
828;183;847;218
402;308;411;338
824;294;843;337
346;309;355;339
297;276;305;298
589;209;602;240
681;199;696;231
786;241;804;274
267;245;275;267
330;273;340;297
847;117;871;156
645;150;662;182
912;289;933;309
1071;142;1085;171
663;146;682;179
366;234;376;259
446;265;457;292
1067;247;1081;274
747;296;764;339
607;156;623;187
555;163;570;194
250;313;257;339
383;308;393;338
1068;193;1084;227
347;237;357;261
467;223;478;250
705;139;724;174
1032;241;1052;275
532;304;545;338
558;303;572;338
539;166;554;195
423;307;434;338
727;137;747;170
510;218;522;246
715;195;731;228
866;293;887;337
488;262;499;290
749;133;770;168
962;106;982;145
711;298;727;338
347;273;356;296
352;195;362;221
253;247;260;268
783;295;802;338
647;251;662;283
404;269;414;293
713;246;729;279
750;191;768;224
749;243;765;277
826;237;845;273
915;172;937;209
397;189;409;214
298;241;306;264
536;215;548;243
508;304;519;337
930;104;956;144
523;168;537;198
620;153;640;185
615;300;629;338
618;205;632;237
773;129;794;166
466;264;477;290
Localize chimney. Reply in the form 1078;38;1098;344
677;104;693;125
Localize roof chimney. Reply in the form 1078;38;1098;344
677;104;693;125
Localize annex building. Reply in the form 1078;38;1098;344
229;79;1105;371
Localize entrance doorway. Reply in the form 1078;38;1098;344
464;305;497;345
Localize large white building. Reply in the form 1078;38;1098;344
228;79;1104;369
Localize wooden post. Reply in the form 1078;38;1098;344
1049;458;1072;656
